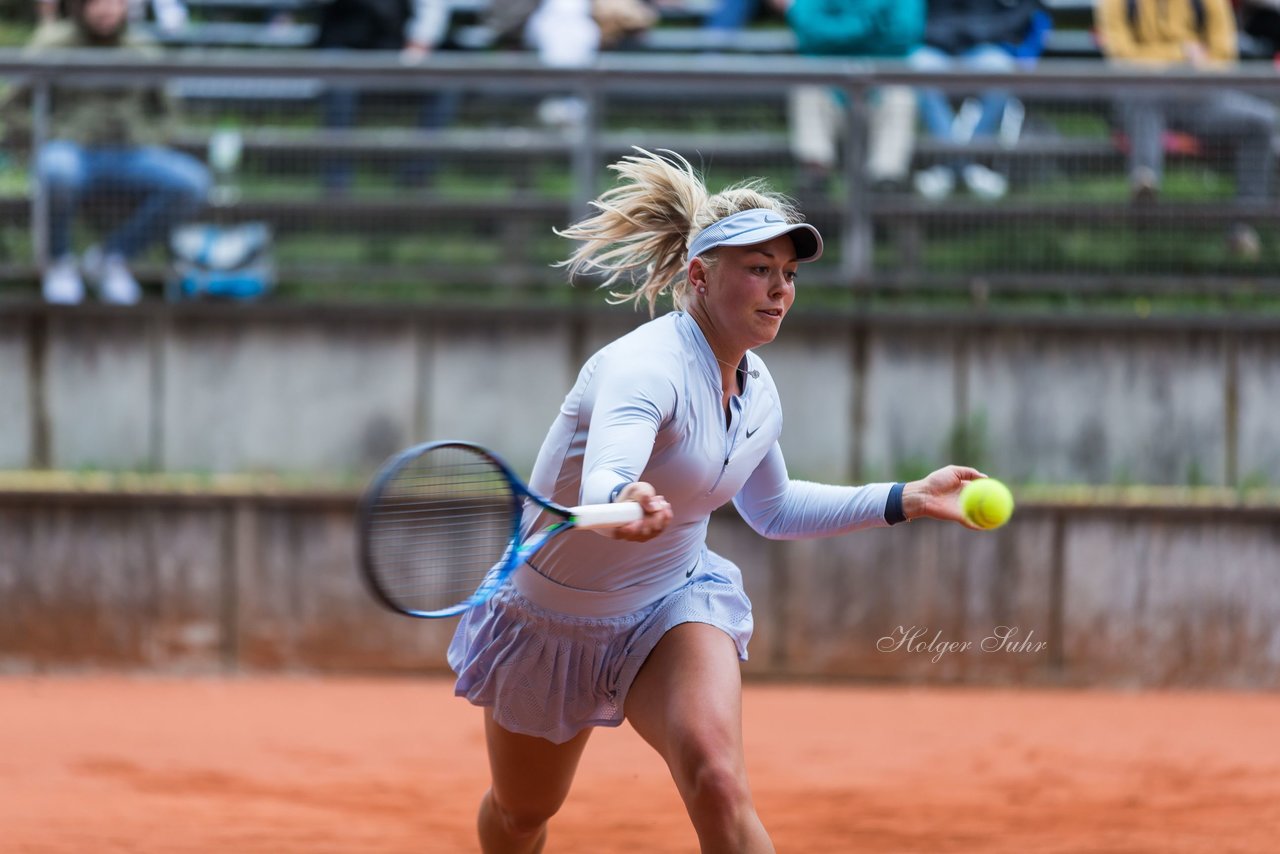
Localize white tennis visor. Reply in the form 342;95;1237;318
687;207;824;265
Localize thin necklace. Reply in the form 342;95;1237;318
691;311;757;379
714;354;759;380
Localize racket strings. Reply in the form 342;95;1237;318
366;446;518;614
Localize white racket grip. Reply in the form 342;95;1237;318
569;501;645;530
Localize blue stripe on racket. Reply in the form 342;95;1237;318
357;440;643;618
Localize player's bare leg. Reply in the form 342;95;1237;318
478;709;592;854
625;622;774;853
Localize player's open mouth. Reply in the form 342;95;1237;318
758;309;783;319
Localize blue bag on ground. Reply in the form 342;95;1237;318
168;223;275;300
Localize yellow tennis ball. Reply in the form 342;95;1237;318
960;478;1014;529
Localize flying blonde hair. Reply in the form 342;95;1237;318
555;148;802;316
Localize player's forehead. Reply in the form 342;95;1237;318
715;235;800;263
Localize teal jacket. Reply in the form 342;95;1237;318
787;0;925;57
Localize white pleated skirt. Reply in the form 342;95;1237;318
447;549;753;744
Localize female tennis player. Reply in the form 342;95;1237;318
448;149;985;853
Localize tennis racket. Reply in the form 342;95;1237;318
357;440;643;618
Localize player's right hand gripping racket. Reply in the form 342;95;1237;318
358;441;643;618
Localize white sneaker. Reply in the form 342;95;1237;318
94;253;142;305
962;164;1008;201
42;254;85;304
913;165;955;201
536;96;588;130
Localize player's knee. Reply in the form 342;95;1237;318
489;792;560;838
684;756;752;818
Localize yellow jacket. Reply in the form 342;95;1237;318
1095;0;1237;65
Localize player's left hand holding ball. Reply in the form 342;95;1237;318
902;466;1000;530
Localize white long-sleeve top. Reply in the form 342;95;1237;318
517;311;899;614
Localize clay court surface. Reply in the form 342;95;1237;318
3;677;1278;853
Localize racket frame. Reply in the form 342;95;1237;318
357;440;639;619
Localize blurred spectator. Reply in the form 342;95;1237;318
38;0;189;31
1097;0;1276;259
485;0;654;61
483;0;619;128
315;0;456;193
1239;0;1280;54
133;0;187;31
595;0;658;47
909;0;1049;201
484;0;539;45
778;0;923;201
16;0;209;303
526;0;599;65
527;0;599;126
703;0;758;34
317;0;449;61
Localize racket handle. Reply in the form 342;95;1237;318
569;501;645;530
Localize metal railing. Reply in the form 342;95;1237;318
3;48;1280;299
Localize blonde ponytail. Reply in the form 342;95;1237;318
556;148;801;316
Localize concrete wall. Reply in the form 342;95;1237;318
2;304;1276;488
2;491;1276;687
0;315;33;469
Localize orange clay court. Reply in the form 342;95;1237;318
3;676;1277;853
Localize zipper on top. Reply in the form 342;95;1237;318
707;393;744;495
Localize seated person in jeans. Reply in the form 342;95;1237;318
314;0;459;191
910;0;1049;200
1097;0;1277;258
703;0;758;34
779;0;924;199
25;0;210;303
1239;0;1280;57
